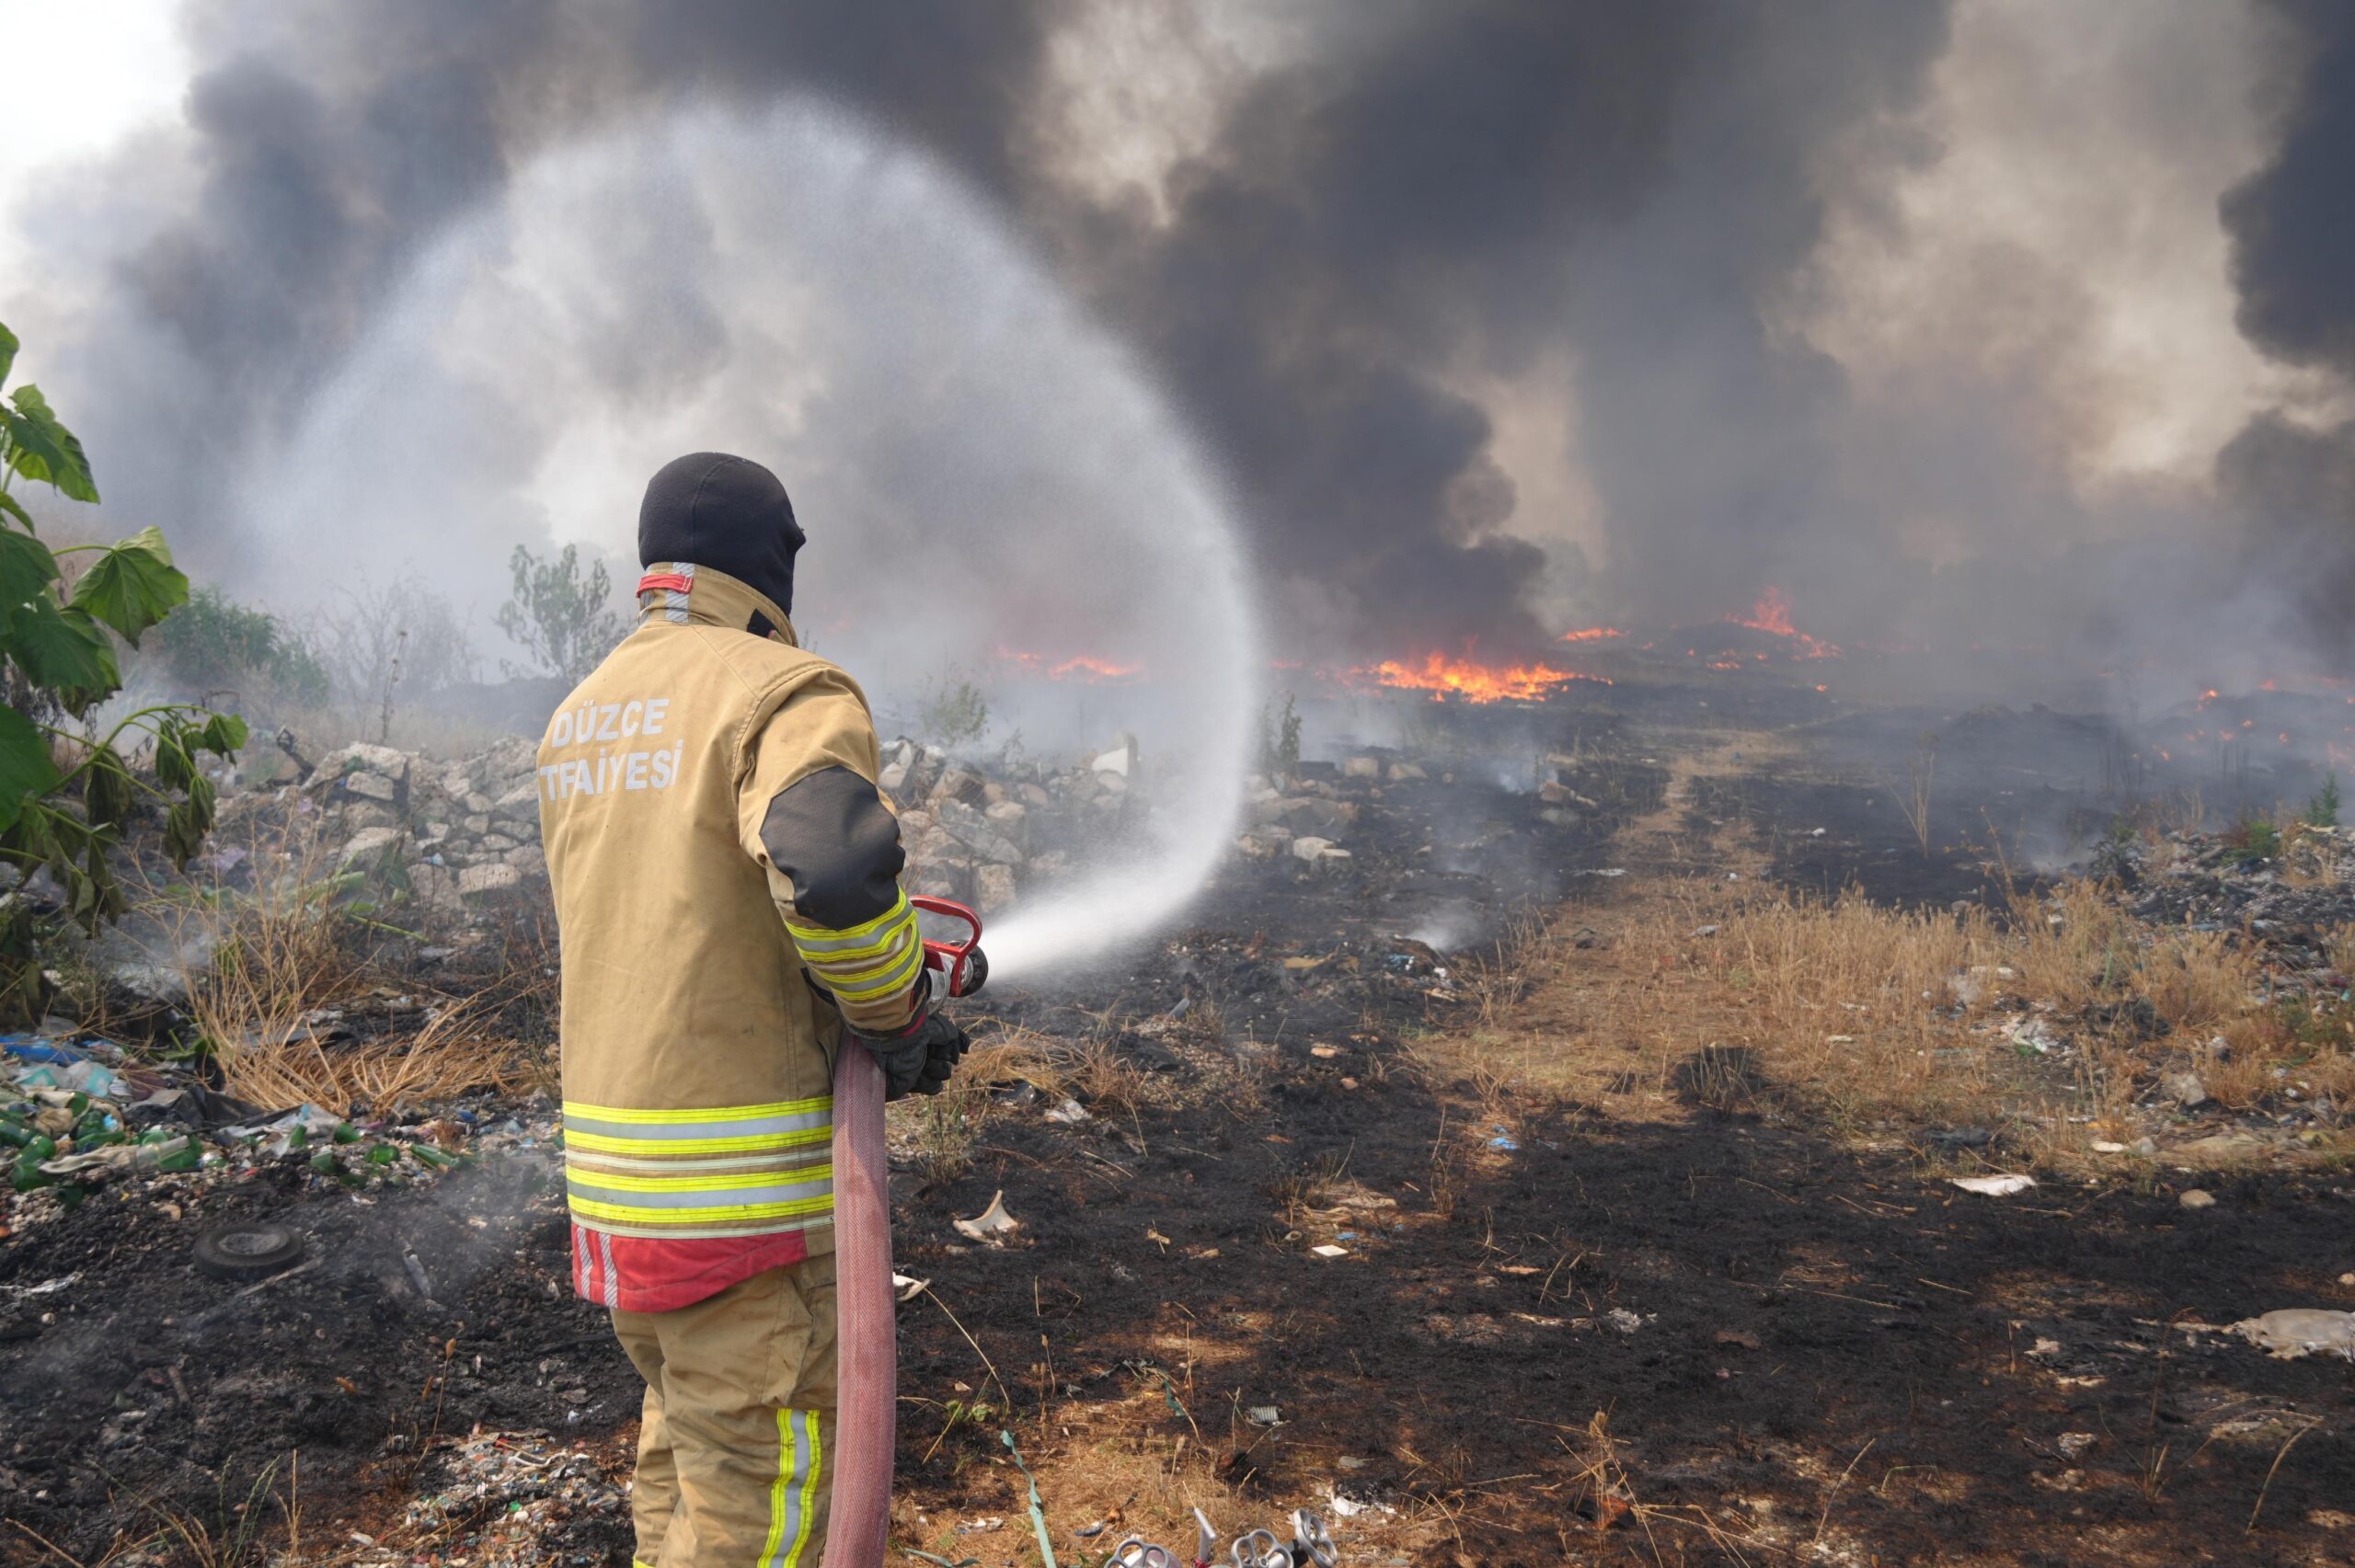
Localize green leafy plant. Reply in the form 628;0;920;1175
496;543;627;685
919;668;990;749
0;318;247;1022
2227;811;2280;861
146;586;331;707
1258;690;1302;778
2304;770;2339;829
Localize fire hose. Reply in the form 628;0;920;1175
822;896;987;1568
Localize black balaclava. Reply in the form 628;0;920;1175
638;452;806;619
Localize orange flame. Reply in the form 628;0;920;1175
1558;626;1626;644
1357;647;1609;703
995;647;1143;683
1726;587;1841;659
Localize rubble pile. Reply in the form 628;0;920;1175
219;730;1172;923
878;732;1154;913
2113;820;2355;958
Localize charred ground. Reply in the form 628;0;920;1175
5;673;2353;1567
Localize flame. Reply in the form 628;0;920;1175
1558;626;1626;644
1726;586;1842;659
1357;647;1609;703
996;647;1143;683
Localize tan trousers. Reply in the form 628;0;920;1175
612;1256;838;1568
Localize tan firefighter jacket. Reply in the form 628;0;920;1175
536;562;925;1311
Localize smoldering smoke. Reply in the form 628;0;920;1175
10;0;2355;677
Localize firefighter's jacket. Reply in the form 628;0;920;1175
537;562;924;1313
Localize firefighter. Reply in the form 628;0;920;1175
537;451;970;1565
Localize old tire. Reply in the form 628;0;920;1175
193;1220;304;1282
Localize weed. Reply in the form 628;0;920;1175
2305;770;2340;828
918;667;991;749
2225;811;2280;860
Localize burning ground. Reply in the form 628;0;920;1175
5;667;2355;1567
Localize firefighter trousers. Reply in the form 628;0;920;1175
611;1253;838;1568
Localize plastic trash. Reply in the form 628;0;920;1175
1949;1174;2037;1196
952;1190;1021;1243
2231;1309;2355;1361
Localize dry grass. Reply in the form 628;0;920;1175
212;1002;529;1116
1426;871;2355;1171
156;830;533;1114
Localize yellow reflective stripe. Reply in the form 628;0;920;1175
561;1127;831;1158
761;1409;792;1568
562;1095;830;1125
788;917;916;969
568;1194;834;1226
788;1413;822;1565
567;1162;833;1195
825;942;925;1002
783;889;912;949
809;931;918;987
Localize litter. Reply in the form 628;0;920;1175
952;1190;1022;1244
2231;1309;2355;1361
891;1273;931;1301
1044;1098;1092;1125
1949;1174;2037;1196
1309;1243;1349;1259
1246;1405;1281;1426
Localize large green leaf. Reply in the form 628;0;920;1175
198;712;249;756
68;526;187;647
0;321;17;388
1;386;98;503
0;490;32;532
8;596;119;709
0;526;58;629
82;743;135;831
0;704;58;835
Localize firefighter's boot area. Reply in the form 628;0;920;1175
612;1254;840;1567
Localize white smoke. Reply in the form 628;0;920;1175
243;97;1261;978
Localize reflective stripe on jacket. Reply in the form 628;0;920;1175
538;563;917;1312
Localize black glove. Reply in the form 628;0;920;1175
851;1005;971;1102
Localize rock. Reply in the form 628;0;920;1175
339;827;404;866
491;784;540;822
975;864;1017;915
1387;762;1427;782
465;792;496;815
340;800;400;832
1018;783;1051;808
318;742;410;783
1292;836;1336;863
341;771;401;805
463;815;492;836
930;767;986;807
458;863;523;898
2178;1188;2217;1209
1236;825;1294;859
937;800;1025;865
1342;756;1382;780
879;760;910;794
410;864;464;912
503;844;547;875
1092;732;1138;778
1273;796;1355;837
984;800;1028;830
2165;1070;2210;1108
2171;1132;2268;1163
479;833;520;854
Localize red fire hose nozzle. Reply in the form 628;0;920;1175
912;896;988;999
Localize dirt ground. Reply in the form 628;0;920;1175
6;713;2355;1567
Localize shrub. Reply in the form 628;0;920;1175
0;318;245;1022
496;543;627;685
2305;770;2339;829
145;586;330;706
